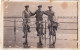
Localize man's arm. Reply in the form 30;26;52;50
53;12;57;21
30;11;36;16
43;11;48;15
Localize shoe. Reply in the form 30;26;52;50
23;35;25;38
52;42;55;46
40;42;43;45
23;42;28;45
28;29;31;32
23;42;26;45
37;33;39;36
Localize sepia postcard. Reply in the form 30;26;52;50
0;0;80;50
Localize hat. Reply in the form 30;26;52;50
48;6;52;8
24;5;29;8
38;5;42;8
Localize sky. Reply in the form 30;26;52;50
4;2;77;17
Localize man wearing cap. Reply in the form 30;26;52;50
44;6;56;46
44;6;55;30
33;5;44;36
22;5;33;38
32;5;44;45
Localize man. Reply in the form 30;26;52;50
44;6;57;46
33;5;44;36
22;5;33;38
44;6;55;32
32;5;44;46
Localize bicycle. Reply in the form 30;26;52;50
37;21;44;48
48;21;58;48
22;18;30;48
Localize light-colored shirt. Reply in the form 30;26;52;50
22;9;32;19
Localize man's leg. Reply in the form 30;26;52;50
23;25;26;38
23;30;28;45
41;22;44;35
39;35;42;45
27;24;31;32
36;21;39;36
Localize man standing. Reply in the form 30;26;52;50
44;6;57;47
33;5;44;46
33;5;44;36
44;6;55;32
44;6;55;31
22;5;33;38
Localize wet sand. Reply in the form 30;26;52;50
4;27;77;48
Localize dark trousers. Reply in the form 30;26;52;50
36;20;43;36
23;24;30;34
48;21;57;36
23;18;30;34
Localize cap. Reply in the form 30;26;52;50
38;5;42;8
24;5;29;8
48;6;52;8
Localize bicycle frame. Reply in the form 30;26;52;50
23;19;30;48
37;21;43;47
49;21;56;48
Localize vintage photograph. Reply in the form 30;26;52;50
4;1;78;48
